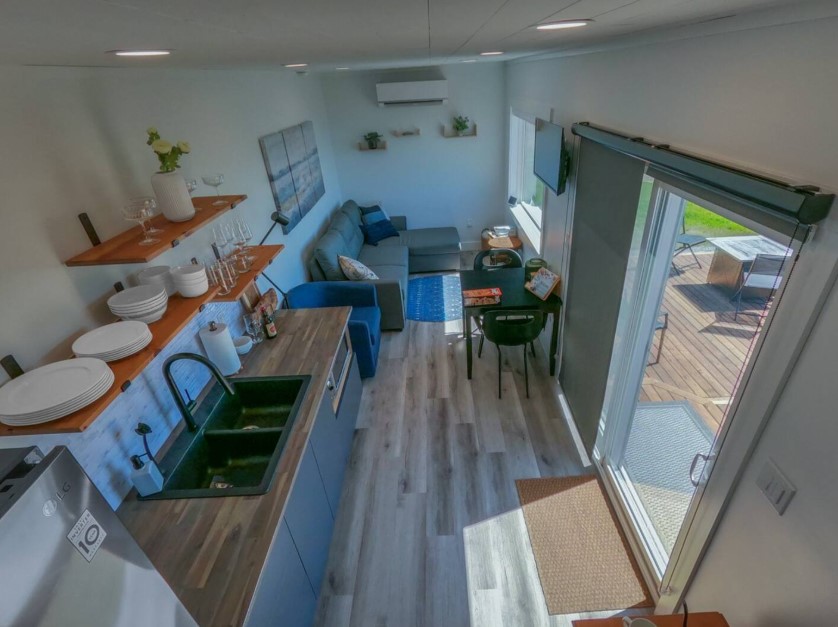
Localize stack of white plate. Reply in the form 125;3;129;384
137;265;175;296
170;264;209;298
72;321;152;362
108;285;168;323
0;358;114;426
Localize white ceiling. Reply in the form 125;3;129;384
0;0;810;71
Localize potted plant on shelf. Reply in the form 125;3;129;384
364;132;383;150
453;116;470;136
147;127;196;222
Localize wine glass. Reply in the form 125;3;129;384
213;223;231;258
235;218;256;261
202;173;225;206
121;197;160;246
138;196;164;235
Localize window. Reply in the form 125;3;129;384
508;112;546;253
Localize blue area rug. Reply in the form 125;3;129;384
407;274;463;322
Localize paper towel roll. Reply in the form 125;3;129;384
199;322;241;376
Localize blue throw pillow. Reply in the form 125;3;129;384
360;204;389;226
361;220;399;246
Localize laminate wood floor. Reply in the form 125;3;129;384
314;274;650;626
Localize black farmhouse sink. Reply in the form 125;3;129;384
140;376;310;500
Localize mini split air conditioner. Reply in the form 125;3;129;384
376;80;449;106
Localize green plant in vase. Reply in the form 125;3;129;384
453;116;470;136
146;127;191;173
364;132;383;150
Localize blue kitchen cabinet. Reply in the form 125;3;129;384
310;357;361;516
284;442;335;600
245;519;316;627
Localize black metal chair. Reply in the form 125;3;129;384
482;309;544;399
473;248;523;271
472;248;524;358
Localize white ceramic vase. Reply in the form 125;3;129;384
151;171;195;223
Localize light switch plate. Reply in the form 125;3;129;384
756;459;796;515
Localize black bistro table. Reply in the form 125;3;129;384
460;268;563;379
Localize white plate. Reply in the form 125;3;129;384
0;361;113;419
1;374;115;423
119;304;168;324
4;370;114;419
72;321;150;357
107;285;167;310
75;334;152;362
170;264;206;279
109;293;168;312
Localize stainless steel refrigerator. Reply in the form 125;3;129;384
0;446;197;627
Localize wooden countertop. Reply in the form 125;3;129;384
118;307;351;626
572;612;728;627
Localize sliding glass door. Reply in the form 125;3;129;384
596;175;797;582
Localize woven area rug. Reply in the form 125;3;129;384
516;475;654;615
406;274;462;322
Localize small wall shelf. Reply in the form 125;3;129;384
358;141;387;151
212;244;284;303
442;123;477;138
391;128;421;137
0;288;219;436
65;195;248;267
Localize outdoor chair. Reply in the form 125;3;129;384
672;216;706;270
732;253;785;321
648;311;669;366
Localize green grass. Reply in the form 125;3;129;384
684;202;754;237
636;180;752;238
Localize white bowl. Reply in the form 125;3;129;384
178;281;209;298
172;275;208;287
234;336;253;355
170;264;206;280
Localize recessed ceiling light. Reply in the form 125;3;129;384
336;67;350;70
536;19;592;30
284;63;308;68
480;51;504;56
462;59;477;63
110;50;170;57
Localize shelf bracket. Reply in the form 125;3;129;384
171;238;181;248
121;380;132;392
114;282;125;293
78;213;101;247
1;355;24;380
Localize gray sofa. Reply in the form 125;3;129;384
308;200;461;330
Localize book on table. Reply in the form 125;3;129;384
462;287;502;307
525;267;561;301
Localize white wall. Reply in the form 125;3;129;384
506;15;838;624
0;66;342;504
0;66;342;381
322;64;507;247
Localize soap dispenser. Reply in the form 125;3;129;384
130;455;164;496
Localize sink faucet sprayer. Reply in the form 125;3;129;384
163;352;236;431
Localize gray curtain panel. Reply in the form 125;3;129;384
560;138;646;454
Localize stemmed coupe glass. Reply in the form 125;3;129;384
121;197;160;246
202;173;226;206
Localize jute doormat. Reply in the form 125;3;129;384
516;475;654;615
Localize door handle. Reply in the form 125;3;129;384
689;453;714;487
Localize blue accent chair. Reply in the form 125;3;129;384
286;282;381;378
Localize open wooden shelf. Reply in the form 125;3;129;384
0;288;219;436
442;123;477;138
65;195;248;267
212;245;284;302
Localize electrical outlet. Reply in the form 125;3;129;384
466;218;473;228
756;459;796;515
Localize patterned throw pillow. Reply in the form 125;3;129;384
338;255;379;281
360;220;399;245
360;204;389;225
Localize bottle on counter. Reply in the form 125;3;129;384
261;306;278;339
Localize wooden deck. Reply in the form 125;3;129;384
640;253;767;432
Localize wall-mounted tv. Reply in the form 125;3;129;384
534;119;569;195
